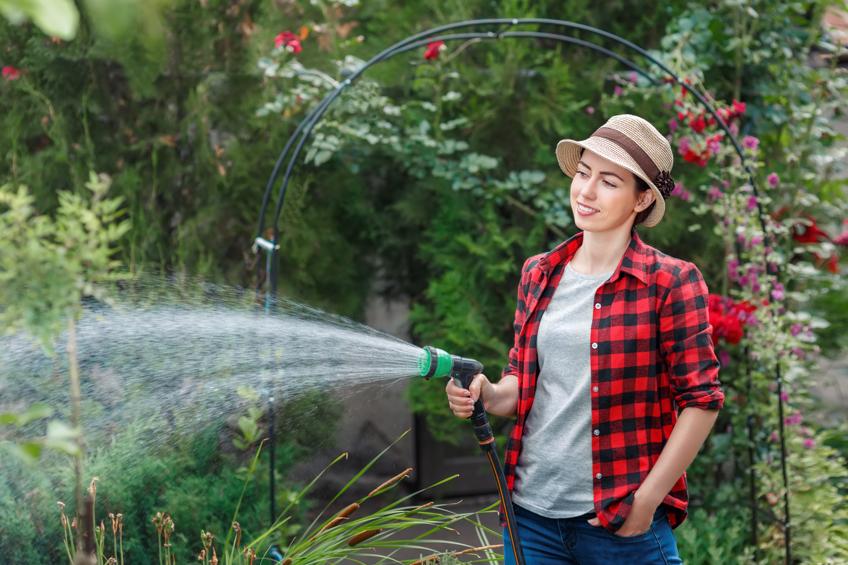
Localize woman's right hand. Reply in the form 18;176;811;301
445;373;490;419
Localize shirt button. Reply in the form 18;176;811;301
595;302;601;309
591;342;598;350
593;429;600;436
596;473;603;480
592;385;599;393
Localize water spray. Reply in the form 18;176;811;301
417;346;526;565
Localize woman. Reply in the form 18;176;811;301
445;114;724;564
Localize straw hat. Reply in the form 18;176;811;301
555;114;676;228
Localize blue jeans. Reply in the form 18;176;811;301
503;504;682;564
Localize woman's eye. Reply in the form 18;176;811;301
603;179;617;188
577;170;588;177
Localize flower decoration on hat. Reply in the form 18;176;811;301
653;170;676;198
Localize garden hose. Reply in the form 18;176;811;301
418;346;526;565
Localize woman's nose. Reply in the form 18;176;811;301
579;176;598;199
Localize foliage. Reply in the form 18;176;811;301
2;0;280;286
0;174;128;348
0;442;58;562
0;394;336;563
53;433;503;565
0;174;129;561
635;1;848;561
255;1;848;562
675;505;756;564
1;0;847;562
0;0;79;39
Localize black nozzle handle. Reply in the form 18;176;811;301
451;357;494;446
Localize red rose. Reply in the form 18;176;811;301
274;31;302;53
732;99;746;116
709;314;725;346
688;114;706;133
682;148;709;167
708;294;758;345
827;254;839;274
423;41;445;60
792;218;831;244
708;293;725;312
2;66;21;81
286;39;302;54
724;317;744;344
833;221;848;246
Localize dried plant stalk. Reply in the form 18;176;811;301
367;467;413;497
347;528;382;547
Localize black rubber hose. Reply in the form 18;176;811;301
482;441;525;565
451;362;525;565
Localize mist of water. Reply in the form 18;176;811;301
0;276;426;452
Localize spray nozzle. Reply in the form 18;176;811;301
418;346;491;445
418;346;483;385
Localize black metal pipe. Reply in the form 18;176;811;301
269;393;276;525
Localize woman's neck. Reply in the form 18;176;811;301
570;228;632;276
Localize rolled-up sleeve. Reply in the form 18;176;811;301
659;262;725;411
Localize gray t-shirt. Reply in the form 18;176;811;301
511;262;612;518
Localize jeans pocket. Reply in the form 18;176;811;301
612;524;654;541
652;505;668;524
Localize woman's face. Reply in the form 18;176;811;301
570;149;654;234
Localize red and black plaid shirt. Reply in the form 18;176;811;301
499;229;724;532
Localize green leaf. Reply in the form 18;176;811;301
237;416;258;442
42;437;80;456
17;402;54;426
46;419;78;440
313;150;333;166
0;412;19;425
16;441;43;461
0;0;81;39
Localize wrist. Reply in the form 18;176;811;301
635;484;664;509
480;378;495;410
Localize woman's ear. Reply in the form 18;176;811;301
636;188;656;212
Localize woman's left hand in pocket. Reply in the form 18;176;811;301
587;489;659;537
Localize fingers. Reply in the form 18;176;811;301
445;374;485;418
587;516;601;527
445;376;477;419
468;373;487;402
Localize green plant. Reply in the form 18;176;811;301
0;174;128;562
675;506;756;564
232;387;265;452
606;1;848;561
55;432;503;564
3;1;847;561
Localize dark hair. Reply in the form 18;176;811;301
633;175;655;227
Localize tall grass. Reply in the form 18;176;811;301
57;431;503;564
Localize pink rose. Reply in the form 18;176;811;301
2;66;21;81
767;172;779;187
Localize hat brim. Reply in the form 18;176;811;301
556;137;666;228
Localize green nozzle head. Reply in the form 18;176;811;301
418;346;453;379
418;346;483;383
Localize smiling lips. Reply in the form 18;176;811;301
577;202;599;216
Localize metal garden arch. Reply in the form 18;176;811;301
254;18;792;563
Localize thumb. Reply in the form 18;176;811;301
587;516;601;527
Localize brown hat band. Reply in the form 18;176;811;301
592;127;676;195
